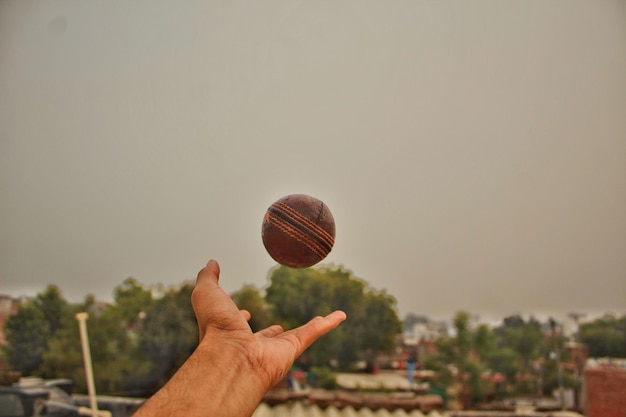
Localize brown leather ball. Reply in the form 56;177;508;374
261;194;335;268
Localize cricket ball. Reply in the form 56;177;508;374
261;194;335;268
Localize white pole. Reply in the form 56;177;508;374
76;312;99;417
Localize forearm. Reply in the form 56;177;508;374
133;342;267;417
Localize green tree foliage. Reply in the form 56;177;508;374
578;314;626;358
1;279;194;395
541;358;579;393
539;319;580;394
486;347;520;384
3;303;51;375
361;289;402;353
3;285;70;376
496;315;544;395
501;317;543;370
265;266;333;328
38;292;151;395
473;324;498;361
88;306;149;394
453;312;473;358
39;281;183;396
425;313;584;403
38;310;85;389
450;313;490;406
231;285;272;332
34;285;69;337
423;312;521;408
138;284;198;389
113;278;154;328
472;323;522;388
264;265;401;369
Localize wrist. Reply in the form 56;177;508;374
135;340;267;417
197;338;270;403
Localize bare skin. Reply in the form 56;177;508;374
133;260;347;417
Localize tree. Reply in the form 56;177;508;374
264;265;401;369
450;312;490;407
486;347;520;386
113;278;154;328
3;286;70;376
265;266;348;367
231;285;272;332
265;266;332;328
422;312;484;408
138;284;198;390
37;305;86;390
38;293;148;395
473;324;498;362
34;285;69;337
422;312;525;408
496;315;544;394
578;314;626;358
3;303;51;375
453;312;473;359
88;304;150;395
360;289;403;354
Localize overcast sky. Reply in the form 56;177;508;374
1;1;624;323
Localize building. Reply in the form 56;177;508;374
0;295;26;346
562;342;588;376
584;358;626;417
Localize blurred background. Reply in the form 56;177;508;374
1;1;625;416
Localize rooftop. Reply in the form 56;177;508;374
252;403;585;417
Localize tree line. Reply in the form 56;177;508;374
1;264;402;396
2;264;624;403
421;311;626;408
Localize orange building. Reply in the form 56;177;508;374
584;359;626;417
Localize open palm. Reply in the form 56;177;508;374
191;260;346;389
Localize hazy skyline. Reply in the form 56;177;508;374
1;1;625;322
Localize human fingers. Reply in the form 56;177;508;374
282;311;346;354
240;310;251;322
191;260;245;340
256;324;284;338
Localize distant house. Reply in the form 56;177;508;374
0;295;33;383
0;295;26;346
584;358;626;417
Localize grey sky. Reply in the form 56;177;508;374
1;1;625;322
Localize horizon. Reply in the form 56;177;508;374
1;280;623;328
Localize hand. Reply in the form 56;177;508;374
193;260;347;386
133;260;346;417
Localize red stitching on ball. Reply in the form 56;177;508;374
269;214;326;259
274;202;334;247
